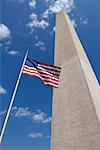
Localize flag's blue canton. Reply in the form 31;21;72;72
25;58;38;69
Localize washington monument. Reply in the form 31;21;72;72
51;10;100;150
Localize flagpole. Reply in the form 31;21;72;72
0;50;29;144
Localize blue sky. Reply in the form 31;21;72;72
0;0;100;149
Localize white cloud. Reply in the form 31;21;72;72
71;19;77;27
35;35;39;40
32;110;52;123
12;106;17;111
0;106;20;117
32;111;46;122
43;0;75;18
69;16;88;28
27;19;49;29
42;117;52;123
0;24;11;40
80;18;88;26
45;135;50;139
0;106;18;117
15;107;52;123
50;26;56;35
35;41;46;50
43;9;50;19
0;86;7;94
30;13;37;20
0;106;51;124
0;110;7;116
29;0;37;8
15;107;32;118
27;13;49;30
28;132;43;138
6;50;19;56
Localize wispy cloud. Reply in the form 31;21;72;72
27;13;49;30
43;0;75;19
28;132;51;139
29;0;37;8
50;26;56;35
27;0;75;31
32;110;51;123
35;35;39;40
42;117;52;123
6;50;19;56
32;110;46;122
45;135;51;139
12;106;17;111
0;106;52;124
80;17;88;26
71;19;77;28
0;110;7;116
15;107;32;118
35;41;46;51
70;16;88;28
0;86;7;94
28;132;43;139
0;24;11;40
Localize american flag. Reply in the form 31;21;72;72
22;58;61;88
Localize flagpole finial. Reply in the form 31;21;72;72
26;50;29;53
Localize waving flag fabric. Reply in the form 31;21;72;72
22;58;61;88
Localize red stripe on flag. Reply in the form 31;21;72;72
38;64;61;72
23;70;59;85
24;65;59;79
37;66;60;77
36;61;61;69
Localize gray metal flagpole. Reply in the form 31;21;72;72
0;50;29;143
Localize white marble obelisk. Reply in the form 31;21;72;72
51;10;100;150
